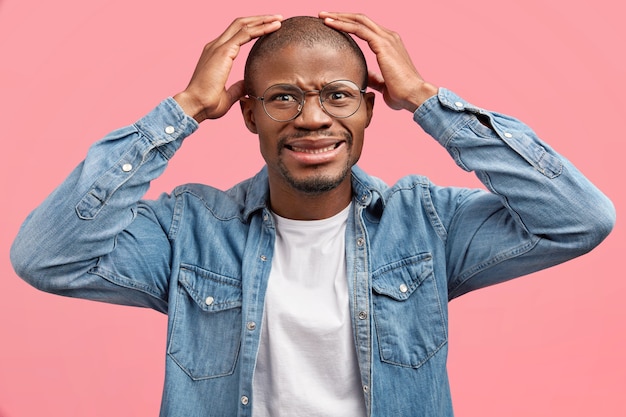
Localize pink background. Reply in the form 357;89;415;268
1;0;624;416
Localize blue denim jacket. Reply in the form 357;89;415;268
11;88;615;416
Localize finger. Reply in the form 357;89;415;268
220;15;283;38
319;12;386;41
217;15;283;48
204;15;282;82
321;12;416;76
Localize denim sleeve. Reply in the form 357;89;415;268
10;98;198;312
414;88;615;299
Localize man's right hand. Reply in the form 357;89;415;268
174;15;283;123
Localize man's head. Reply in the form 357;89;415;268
244;16;368;96
240;16;375;212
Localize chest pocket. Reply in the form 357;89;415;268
167;264;242;380
372;253;447;368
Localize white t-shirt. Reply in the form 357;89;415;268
252;204;366;416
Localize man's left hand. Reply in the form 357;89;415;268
320;12;438;112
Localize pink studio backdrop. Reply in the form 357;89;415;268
1;0;623;416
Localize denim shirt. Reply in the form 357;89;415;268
11;89;615;416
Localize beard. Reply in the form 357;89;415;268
276;131;354;195
280;164;352;194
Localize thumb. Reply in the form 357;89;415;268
227;80;247;103
367;71;385;93
206;80;246;120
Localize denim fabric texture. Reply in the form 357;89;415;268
11;88;615;417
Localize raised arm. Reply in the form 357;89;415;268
322;12;615;296
10;15;283;310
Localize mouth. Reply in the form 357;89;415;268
278;132;352;167
285;142;344;154
281;138;348;165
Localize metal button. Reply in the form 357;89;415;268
165;126;175;134
122;163;133;172
247;322;256;331
358;311;367;320
363;385;369;393
356;238;365;247
399;284;408;293
260;255;267;261
205;296;214;306
241;395;249;405
361;194;368;203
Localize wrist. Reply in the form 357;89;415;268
405;82;439;113
173;91;207;123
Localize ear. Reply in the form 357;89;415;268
363;92;375;128
240;97;258;134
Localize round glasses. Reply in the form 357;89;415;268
249;80;366;122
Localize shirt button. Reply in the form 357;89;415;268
356;238;365;247
241;396;249;406
205;296;214;306
121;163;133;172
260;255;267;261
358;311;368;320
399;284;408;293
165;126;175;134
504;132;513;138
454;101;464;108
247;321;256;331
363;385;369;393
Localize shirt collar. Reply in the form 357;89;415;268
240;165;387;222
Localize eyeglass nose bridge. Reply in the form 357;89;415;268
295;89;328;119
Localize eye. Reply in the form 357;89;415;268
329;91;349;100
263;85;303;105
323;88;357;105
269;93;299;103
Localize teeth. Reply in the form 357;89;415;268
290;144;337;154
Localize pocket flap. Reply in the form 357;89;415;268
372;253;433;301
178;264;242;312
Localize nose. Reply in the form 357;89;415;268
293;92;333;129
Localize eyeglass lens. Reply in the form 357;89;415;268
261;80;363;121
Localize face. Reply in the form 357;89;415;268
241;44;374;196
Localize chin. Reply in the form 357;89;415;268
284;169;351;195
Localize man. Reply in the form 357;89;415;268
11;12;615;417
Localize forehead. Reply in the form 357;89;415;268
250;44;364;90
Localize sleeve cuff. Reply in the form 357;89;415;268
133;97;199;158
412;87;485;146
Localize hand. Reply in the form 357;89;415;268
319;12;438;112
174;15;283;123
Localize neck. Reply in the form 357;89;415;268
268;177;353;220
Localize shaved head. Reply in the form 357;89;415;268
244;16;368;95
